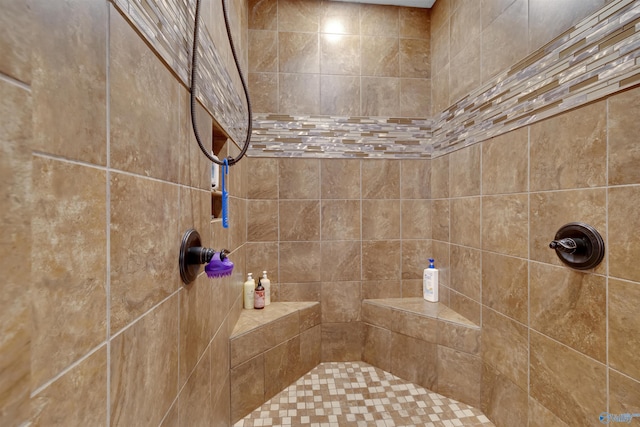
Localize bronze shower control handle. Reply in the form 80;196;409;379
549;222;605;270
548;237;585;254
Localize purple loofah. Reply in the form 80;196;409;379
205;251;234;278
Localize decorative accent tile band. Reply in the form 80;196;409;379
110;0;248;144
248;0;640;159
249;115;433;158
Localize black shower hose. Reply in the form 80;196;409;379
190;0;252;166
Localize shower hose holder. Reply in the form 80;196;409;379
548;222;605;270
179;229;230;284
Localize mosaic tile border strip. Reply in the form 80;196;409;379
249;115;433;158
110;0;247;143
248;0;640;159
432;0;640;157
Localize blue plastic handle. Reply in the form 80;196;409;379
221;158;229;228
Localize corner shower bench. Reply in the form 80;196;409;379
362;298;481;407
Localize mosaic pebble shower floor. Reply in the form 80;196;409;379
236;362;494;427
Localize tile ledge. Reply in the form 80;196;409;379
363;297;479;329
230;301;320;338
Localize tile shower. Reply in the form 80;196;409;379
1;1;640;427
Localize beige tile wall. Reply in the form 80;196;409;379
243;1;640;426
431;85;640;425
0;0;249;425
248;0;431;117
245;157;431;361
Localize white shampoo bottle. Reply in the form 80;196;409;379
243;273;255;310
423;258;439;302
261;271;271;306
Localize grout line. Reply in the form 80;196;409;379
31;342;108;398
0;72;31;92
527;124;531;400
109;288;181;341
605;96;610;415
105;3;112;426
31;150;210;191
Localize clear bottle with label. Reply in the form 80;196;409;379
261;271;271;306
243;273;255;310
254;278;265;309
423;258;439;302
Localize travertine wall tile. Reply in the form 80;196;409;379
481;128;528;195
481;363;528;427
362;241;401;281
110;9;179;182
279;200;320;241
321;159;361;199
482;194;528;258
363;324;392;372
278;0;319;32
0;0;31;83
230;355;264;423
530;331;606;426
449;144;481;197
249;0;277;30
279;242;322;282
321;1;360;35
279;32;319;74
31;158;107;389
390;333;437;390
361;4;399;36
249;30;277;73
481;308;528;390
530;263;606;362
320;200;361;240
320;75;361;116
321;322;364;362
527;396;569;427
110;173;180;333
110;296;179;426
450;197;480;248
400;7;430;39
362;160;400;199
362;200;401;240
401;240;433;280
321;241;361;282
179;274;213;386
609;369;640;415
401;200;432;239
530;101;606;192
31;347;107;426
481;0;527;82
450;245;481;301
321;282;361;323
609;186;640;282
264;336;302;400
279;159;320;199
178;347;212;427
0;81;31;427
528;0;605;52
247;158;279;199
608;85;640;186
481;252;528;324
609;278;640;381
437;346;481;407
32;0;106;165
